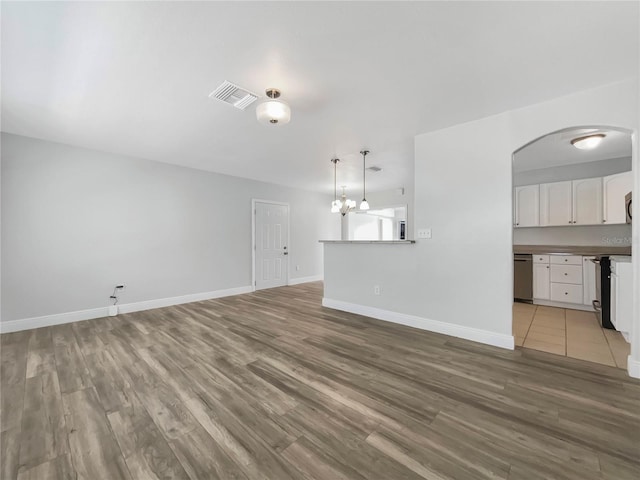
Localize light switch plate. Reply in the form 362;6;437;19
417;228;432;239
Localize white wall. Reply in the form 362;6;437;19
1;133;339;324
324;113;515;348
324;80;639;366
513;157;631;186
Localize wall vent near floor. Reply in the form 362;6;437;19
209;81;258;110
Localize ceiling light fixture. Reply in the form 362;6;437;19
360;149;370;210
256;88;291;125
330;158;356;215
330;158;341;213
571;133;605;150
337;186;356;216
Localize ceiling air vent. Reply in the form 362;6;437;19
209;81;258;110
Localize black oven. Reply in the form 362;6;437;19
592;256;614;329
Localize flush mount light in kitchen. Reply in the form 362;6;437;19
256;88;291;125
571;133;606;150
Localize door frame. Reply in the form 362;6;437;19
251;199;291;291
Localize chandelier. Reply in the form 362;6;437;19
330;158;356;216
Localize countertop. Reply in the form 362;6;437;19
514;244;632;256
319;240;416;244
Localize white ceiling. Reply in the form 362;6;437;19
513;127;633;173
2;1;638;194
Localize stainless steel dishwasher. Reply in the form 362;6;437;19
514;254;533;303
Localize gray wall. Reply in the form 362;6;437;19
513;156;631;186
1;133;340;321
513;224;632;246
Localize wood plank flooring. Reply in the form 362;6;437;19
1;282;639;479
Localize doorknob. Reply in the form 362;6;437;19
283;252;288;255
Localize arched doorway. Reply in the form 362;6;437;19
512;126;634;371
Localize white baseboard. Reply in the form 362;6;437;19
627;355;640;379
0;306;110;334
117;286;253;314
322;297;515;350
288;275;323;286
533;299;595;312
0;285;253;334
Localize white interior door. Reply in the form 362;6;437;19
254;201;289;290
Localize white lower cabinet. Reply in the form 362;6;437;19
531;254;595;310
550;283;583;304
582;257;597;307
533;263;550;300
610;256;632;342
550;264;582;284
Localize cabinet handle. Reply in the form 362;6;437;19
602;219;606;223
565;292;568;295
546;266;549;269
516;223;519;226
564;273;568;276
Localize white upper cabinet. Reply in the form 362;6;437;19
603;171;633;224
515;171;632;228
514;185;539;227
540;181;572;226
572;177;603;225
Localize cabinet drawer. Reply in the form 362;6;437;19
533;255;550;264
550;265;582;284
550;283;583;304
550;255;582;265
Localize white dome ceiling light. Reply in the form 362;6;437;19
571;133;606;150
256;88;291;125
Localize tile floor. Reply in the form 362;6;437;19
513;302;630;368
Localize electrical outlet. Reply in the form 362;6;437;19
374;285;381;295
417;228;432;239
